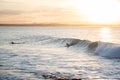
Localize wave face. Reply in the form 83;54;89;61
12;35;120;59
95;43;120;58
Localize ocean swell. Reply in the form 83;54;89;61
11;35;120;59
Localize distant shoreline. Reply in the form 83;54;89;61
0;23;119;27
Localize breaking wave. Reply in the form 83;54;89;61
11;35;120;59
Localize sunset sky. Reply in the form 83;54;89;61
0;0;120;25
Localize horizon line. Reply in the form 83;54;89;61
0;23;120;27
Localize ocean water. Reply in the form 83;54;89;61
0;26;120;80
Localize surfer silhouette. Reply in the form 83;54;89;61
65;43;70;48
10;41;15;44
10;41;25;44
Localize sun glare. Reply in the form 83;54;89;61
76;0;120;24
100;28;112;42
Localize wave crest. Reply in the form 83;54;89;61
12;36;120;59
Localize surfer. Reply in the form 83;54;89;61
65;43;70;48
10;41;25;44
10;41;15;44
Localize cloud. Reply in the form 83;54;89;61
0;10;21;15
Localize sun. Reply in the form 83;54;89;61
76;0;120;24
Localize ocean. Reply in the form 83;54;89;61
0;26;120;80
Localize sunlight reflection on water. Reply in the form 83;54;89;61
99;28;112;42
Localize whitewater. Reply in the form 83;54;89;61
0;26;120;80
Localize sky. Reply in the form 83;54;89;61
0;0;120;25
